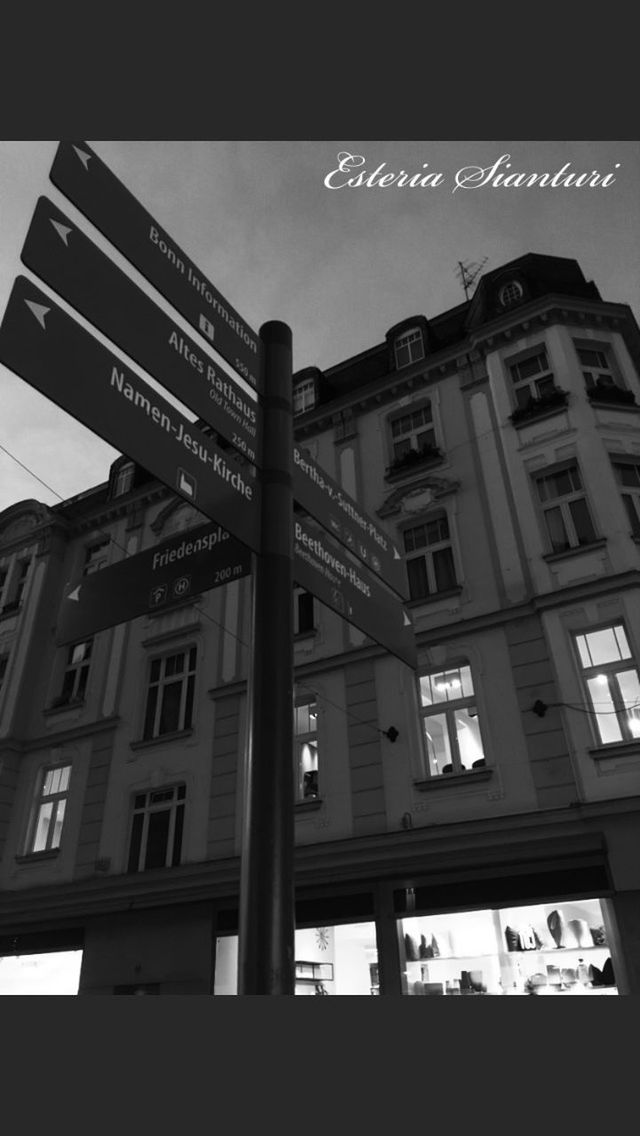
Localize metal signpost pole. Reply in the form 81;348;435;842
238;321;294;995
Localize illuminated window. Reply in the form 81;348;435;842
27;764;71;853
574;624;640;745
295;697;319;800
394;328;424;369
534;463;598;554
419;663;485;776
143;647;197;740
127;784;185;871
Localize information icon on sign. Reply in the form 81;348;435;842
172;575;191;598
149;584;168;607
199;314;215;342
177;468;196;500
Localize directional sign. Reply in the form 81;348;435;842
21;197;262;466
49;141;261;391
293;445;408;599
0;278;261;553
293;516;416;668
57;522;251;644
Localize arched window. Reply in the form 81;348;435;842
394;327;425;369
418;662;486;776
498;280;523;308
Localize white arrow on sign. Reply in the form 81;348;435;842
24;300;50;329
72;146;92;170
50;219;73;246
67;586;81;602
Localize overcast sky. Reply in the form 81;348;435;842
1;139;639;515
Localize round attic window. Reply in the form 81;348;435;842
499;280;524;308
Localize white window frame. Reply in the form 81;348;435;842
113;462;135;497
293;378;316;415
394;327;425;369
418;663;486;777
574;623;640;745
612;459;640;538
403;513;457;600
142;645;197;741
499;280;523;308
389;402;436;464
294;696;319;801
127;783;186;872
26;763;72;854
574;342;620;391
534;463;598;554
508;346;556;410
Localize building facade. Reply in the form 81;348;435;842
2;252;640;996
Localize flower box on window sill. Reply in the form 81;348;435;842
542;538;607;564
509;387;569;426
587;383;637;408
589;739;640;761
385;446;444;482
295;796;323;813
0;602;22;621
130;727;194;752
414;766;493;791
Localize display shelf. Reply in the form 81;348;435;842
406;953;496;962
506;945;607;954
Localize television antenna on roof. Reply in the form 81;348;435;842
456;258;488;301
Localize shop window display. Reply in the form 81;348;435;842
399;897;617;996
213;921;378;995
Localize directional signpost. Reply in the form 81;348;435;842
21;197;262;466
294;516;415;669
0;142;418;996
0;277;261;554
292;444;408;598
50;141;262;391
57;522;251;645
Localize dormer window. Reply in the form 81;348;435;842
498;280;523;308
394;327;425;369
113;462;134;498
293;377;316;415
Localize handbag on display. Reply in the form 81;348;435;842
547;909;566;948
404;933;419;961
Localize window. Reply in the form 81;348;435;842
1;558;31;614
0;653;8;694
389;403;436;463
113;462;135;497
27;764;71;853
127;784;185;871
294;698;318;801
419;664;485;776
293;378;316;415
612;460;640;537
403;514;457;600
394;327;425;369
575;344;618;390
83;539;110;575
534;464;598;553
294;588;315;635
508;348;556;410
574;624;640;745
499;280;524;308
0;567;7;608
142;646;197;740
56;639;93;706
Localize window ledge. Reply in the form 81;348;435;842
589;740;640;761
294;628;318;642
406;585;463;608
543;539;607;564
43;698;86;717
384;453;445;483
588;396;640;412
414;768;493;791
295;797;323;812
130;728;194;752
15;849;60;864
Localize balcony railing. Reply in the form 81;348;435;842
385;444;444;479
